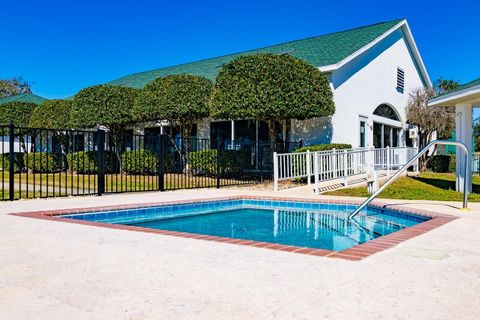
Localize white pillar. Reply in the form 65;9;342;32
455;103;473;193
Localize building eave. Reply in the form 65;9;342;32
429;85;480;107
318;20;432;88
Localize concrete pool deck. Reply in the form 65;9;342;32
1;187;480;319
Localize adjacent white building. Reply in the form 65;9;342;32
109;18;430;149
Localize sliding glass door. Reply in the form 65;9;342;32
373;122;400;148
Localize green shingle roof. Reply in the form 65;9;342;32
108;19;404;88
438;77;480;97
0;93;47;105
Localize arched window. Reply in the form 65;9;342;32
373;104;399;121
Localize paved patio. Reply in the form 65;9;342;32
1;187;480;320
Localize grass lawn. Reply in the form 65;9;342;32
324;172;480;202
0;171;226;200
0;172;219;189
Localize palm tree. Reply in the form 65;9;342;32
434;78;460;94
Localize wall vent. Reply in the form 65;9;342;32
396;67;405;93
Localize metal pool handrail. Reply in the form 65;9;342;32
348;140;470;220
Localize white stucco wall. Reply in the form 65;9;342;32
292;29;426;148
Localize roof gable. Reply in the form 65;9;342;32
0;93;47;105
108;19;411;88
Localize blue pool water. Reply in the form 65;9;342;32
61;199;428;251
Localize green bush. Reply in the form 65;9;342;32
121;150;158;174
189;149;248;176
294;143;352;153
67;151;117;174
0;153;24;172
449;156;457;173
23;152;64;173
427;155;456;173
189;150;217;175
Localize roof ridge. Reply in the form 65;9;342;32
112;18;405;81
0;92;47;105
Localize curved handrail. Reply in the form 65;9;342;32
348;140;470;220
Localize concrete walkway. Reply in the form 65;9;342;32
1;188;479;320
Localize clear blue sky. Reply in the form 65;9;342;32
2;0;478;98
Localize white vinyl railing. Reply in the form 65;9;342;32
273;146;418;192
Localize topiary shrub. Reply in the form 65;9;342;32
210;53;334;143
29;100;73;129
427;155;456;173
66;151;117;174
23;152;63;173
294;143;352;153
0;102;38;126
133;75;213;139
0;153;24;172
121;150;158;174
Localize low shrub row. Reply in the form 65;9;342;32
188;149;250;176
121;150;158;174
0;153;24;172
66;151;118;174
427;155;455;173
1;148;252;175
294;143;352;153
23;152;64;173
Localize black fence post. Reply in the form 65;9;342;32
97;129;105;196
8;123;15;201
259;145;264;183
157;134;166;191
216;138;221;189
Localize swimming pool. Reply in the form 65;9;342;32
60;198;429;252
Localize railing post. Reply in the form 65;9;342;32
273;152;279;191
332;148;337;178
414;147;419;172
8;123;15;201
369;147;374;171
314;151;319;194
386;146;390;176
306;150;311;185
343;149;348;186
96;128;105;196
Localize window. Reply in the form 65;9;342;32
373;104;400;121
396;67;405;93
359;120;366;148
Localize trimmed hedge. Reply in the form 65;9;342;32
189;150;217;175
294;143;352;153
189;149;248;176
0;153;24;172
427;155;455;173
122;150;158;174
23;152;63;173
66;151;117;174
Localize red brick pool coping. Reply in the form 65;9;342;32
9;196;458;261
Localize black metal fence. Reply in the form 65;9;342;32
0;124;301;201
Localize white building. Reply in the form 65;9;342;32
109;19;430;149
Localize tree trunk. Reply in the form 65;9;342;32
182;124;192;173
267;120;277;152
110;129;124;174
